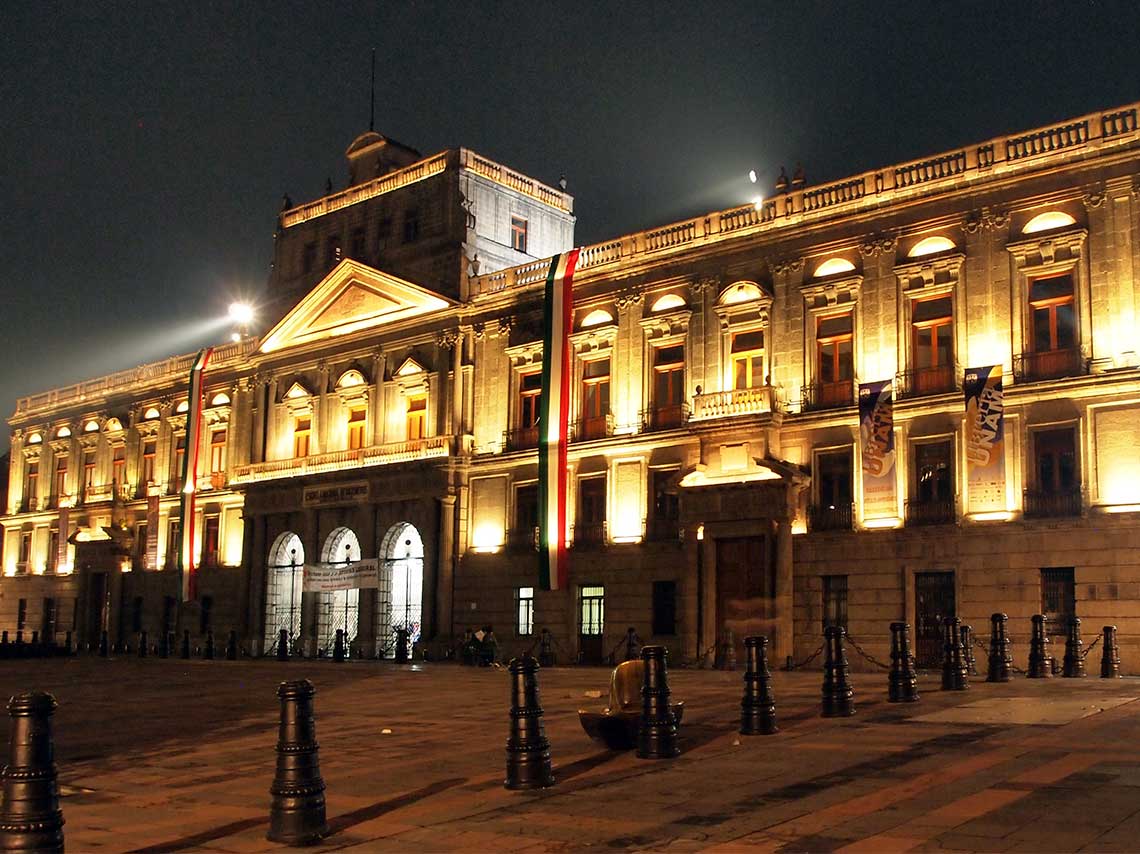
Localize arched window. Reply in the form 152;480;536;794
813;257;856;278
317;527;362;657
580;308;615;328
377;522;424;656
908;236;956;258
264;532;304;655
336;369;366;389
718;281;763;305
650;293;686;312
1023;211;1076;234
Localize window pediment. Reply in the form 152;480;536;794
894;252;965;291
283;381;312;400
800;275;862;309
505;341;544;369
640;307;691;341
569;323;617;355
1006;229;1087;267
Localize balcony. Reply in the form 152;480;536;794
506;526;539;552
1013;348;1086;383
572;521;607;548
229;436;451;485
504;425;540;452
646;516;682;543
571;414;614;442
82;484;113;504
1023;488;1082;519
895;365;959;399
808;503;854;532
642;404;690;432
689;387;777;422
905;498;956;526
801;381;856;412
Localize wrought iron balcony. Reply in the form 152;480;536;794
895;365;959;399
506;526;539;552
1013;347;1086;383
905;498;956;526
571;414;614;442
1023;488;1082;519
641;404;690;431
808;502;854;532
801;380;856;412
572;521;607;548
504;425;540;452
689;386;777;421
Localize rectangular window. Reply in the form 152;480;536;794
1030;274;1076;353
822;575;849;632
516;586;534;636
405;394;427;440
54;455;68;503
651;344;685;429
17;599;27;631
173;436;186;490
47;529;59;573
203;516;220;568
403;209;420;243
111;445;126;487
510;216;528;253
210;430;227;474
347;407;367;450
515;483;539;545
731;329;765;390
167;518;181;568
135;523;148;570
200;595;213;634
649;468;680;541
325;235;340;265
83;450;96;495
141;440;156;485
579;358;610;439
576;476;606;545
811;449;853;531
1035;428;1077;494
24;462;38;507
579;585;605;635
652;580;677;635
18;533;31;572
816;312;854;403
41;598;56;640
293;417;311;458
302;242;317;274
910;296;954;394
519;371;542;429
914;440;953;503
1040;567;1075;641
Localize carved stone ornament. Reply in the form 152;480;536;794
1082;185;1106;209
495;316;514;338
961;206;1009;235
437;329;460;350
615;286;644;311
689;275;720;298
472;321;487;340
859;233;898;257
770;257;806;277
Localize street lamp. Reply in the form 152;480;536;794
228;301;254;341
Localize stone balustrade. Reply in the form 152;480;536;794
689;386;777;421
229;435;450;485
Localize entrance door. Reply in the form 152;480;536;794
716;535;775;665
1041;567;1075;649
86;572;107;648
915;571;955;668
579;585;605;664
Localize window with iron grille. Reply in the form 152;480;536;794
579;585;605;635
822;575;848;632
1040;568;1075;636
516;587;534;636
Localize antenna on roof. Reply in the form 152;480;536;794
369;48;376;132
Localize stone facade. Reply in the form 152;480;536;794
6;103;1140;672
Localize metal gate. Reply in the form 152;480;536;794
317;589;360;657
579;585;605;664
374;563;393;657
1041;567;1075;647
915;571;955;669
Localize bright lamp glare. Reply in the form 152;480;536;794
752;195;764;210
228;302;254;324
748;170;758;184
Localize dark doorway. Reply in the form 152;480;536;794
578;585;605;664
87;573;108;648
716;534;775;664
1041;567;1075;649
915;571;955;668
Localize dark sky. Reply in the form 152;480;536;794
2;0;1138;452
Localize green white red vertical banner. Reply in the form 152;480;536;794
538;249;580;591
179;347;213;601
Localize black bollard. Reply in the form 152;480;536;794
226;630;238;661
1101;625;1121;678
63;632;73;657
986;613;1012;682
941;617;969;691
740;636;777;735
204;630;215;660
0;632;8;660
961;625;977;676
138;631;148;659
1062;616;1086;678
637;645;680;758
30;632;39;658
1028;614;1052;678
98;630;109;658
888;622;919;703
333;629;345;663
395;628;409;663
158;631;168;659
277;629;289;662
180;629;191;660
821;626;856;717
504;656;555;789
267;680;327;845
0;692;65;853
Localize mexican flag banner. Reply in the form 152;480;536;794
537;249;581;591
179;347;213;601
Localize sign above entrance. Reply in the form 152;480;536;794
303;559;379;592
302;481;371;508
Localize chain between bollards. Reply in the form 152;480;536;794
845;634;891;671
784;642;825;671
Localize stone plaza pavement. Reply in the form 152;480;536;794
3;657;1140;852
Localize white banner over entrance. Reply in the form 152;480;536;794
302;559;379;592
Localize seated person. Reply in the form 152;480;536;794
479;625;499;666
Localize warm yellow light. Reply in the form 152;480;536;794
176;400;189;413
908;236;955;258
143;408;161;420
611;535;643;545
718;282;763;305
792;520;807;535
970;511;1012;522
55;426;71;438
27;432;42;444
471;524;503;553
679;468;779;488
210;392;231;406
1023;211;1076;234
337;370;365;388
752;195;764;211
580;308;614;328
863;517;902;529
56;563;73;576
650;293;686;312
1101;503;1140;514
696;524;704;541
104;417;123;432
814;257;856;278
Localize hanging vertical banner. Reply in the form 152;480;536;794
858;380;897;520
179;347;213;601
537;248;581;592
146;492;160;572
964;364;1005;512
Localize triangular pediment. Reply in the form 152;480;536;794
260;259;454;354
395;357;426;377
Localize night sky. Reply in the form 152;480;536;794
2;1;1138;452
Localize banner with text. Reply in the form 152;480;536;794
964;364;1006;513
859;380;897;520
302;559;380;593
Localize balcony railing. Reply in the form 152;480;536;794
1023;488;1082;519
808;503;854;532
1013;348;1086;383
506;526;539;552
905;498;956;526
641;404;690;432
504;425;540;452
571;414;614;442
83;483;113;504
895;365;959;399
689;386;777;421
572;521;607;548
646;516;682;543
801;381;856;412
229;436;451;485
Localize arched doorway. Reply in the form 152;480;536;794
316;526;361;656
377;523;424;656
265;532;304;655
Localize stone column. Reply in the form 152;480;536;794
370;350;386;447
315;361;330;455
436;493;457;645
265;376;279;461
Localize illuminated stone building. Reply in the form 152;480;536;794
5;103;1140;671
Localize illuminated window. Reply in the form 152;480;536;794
580;308;614;328
24;462;38;507
518;371;542;435
914;440;953;504
731;330;765;390
173;436;186;491
576;476;606;545
18;535;31;572
1030;274;1076;353
111;446;126;487
83;451;96;495
406;394;427;440
141;441;156;485
579;358;610;440
203;516;220;568
167;518;181;568
347;407;367;450
910;296;954;394
815;312;854;405
510;216;528;253
822;575;848;632
516;587;534;636
210;429;227;474
54;455;67;503
579;585;605;636
47;531;59;574
651;345;685;429
293;417;311;458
